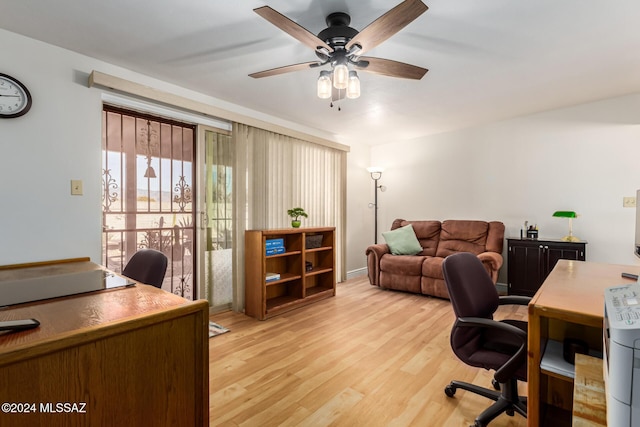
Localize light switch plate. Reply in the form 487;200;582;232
71;180;83;195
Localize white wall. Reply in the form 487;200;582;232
345;142;373;275
1;30;103;264
368;93;640;282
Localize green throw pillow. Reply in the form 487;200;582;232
382;224;423;255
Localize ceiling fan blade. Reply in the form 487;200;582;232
346;0;428;55
249;61;323;78
254;6;334;54
357;57;428;80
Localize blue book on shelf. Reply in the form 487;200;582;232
266;238;285;249
266;246;285;256
265;272;281;282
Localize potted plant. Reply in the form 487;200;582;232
287;207;308;228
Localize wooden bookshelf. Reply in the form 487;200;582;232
245;227;336;320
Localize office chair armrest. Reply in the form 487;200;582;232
457;317;527;341
498;295;531;306
457;316;528;383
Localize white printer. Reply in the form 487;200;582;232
604;283;640;427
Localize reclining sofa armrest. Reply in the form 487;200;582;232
476;252;504;283
365;244;390;287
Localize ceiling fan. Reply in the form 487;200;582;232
249;0;429;102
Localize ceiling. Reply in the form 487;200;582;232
1;0;639;145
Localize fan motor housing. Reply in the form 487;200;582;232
317;12;358;49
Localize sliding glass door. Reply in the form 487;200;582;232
197;126;233;311
102;105;196;298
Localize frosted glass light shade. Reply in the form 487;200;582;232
367;166;383;180
333;63;349;89
317;71;332;99
346;71;360;99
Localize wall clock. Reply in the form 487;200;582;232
0;73;32;118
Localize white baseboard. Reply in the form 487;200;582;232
346;267;368;280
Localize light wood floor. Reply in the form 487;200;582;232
209;276;528;427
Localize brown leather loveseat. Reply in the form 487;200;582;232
366;219;505;299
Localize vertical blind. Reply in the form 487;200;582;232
232;123;347;310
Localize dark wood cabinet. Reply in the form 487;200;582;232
507;238;586;296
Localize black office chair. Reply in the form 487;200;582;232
442;252;530;427
122;248;168;288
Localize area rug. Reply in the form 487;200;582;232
209;321;229;338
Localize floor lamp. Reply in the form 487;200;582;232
367;167;385;244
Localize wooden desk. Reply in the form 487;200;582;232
527;260;639;427
0;259;209;427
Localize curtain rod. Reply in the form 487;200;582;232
89;70;350;153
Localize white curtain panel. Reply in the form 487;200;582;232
232;123;346;310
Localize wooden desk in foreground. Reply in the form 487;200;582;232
528;260;639;427
0;260;209;427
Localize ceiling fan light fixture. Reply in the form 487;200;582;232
346;70;360;99
317;70;332;99
251;3;429;106
333;63;349;89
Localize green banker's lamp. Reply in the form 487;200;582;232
553;211;580;242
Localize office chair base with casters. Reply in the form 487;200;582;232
444;377;527;427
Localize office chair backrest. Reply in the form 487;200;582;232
122;248;168;288
443;252;499;319
443;252;502;362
